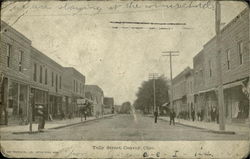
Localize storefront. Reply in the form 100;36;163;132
6;80;29;124
49;94;62;119
30;87;48;122
224;84;249;123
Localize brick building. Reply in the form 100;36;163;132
103;97;114;114
0;21;32;125
193;50;206;120
193;8;249;123
62;67;85;118
172;67;194;119
30;47;64;120
85;85;104;117
220;8;249;123
0;21;87;125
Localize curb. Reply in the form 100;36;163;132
148;115;236;135
12;114;115;135
50;114;115;130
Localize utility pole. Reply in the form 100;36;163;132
149;73;159;113
162;51;179;110
215;0;225;131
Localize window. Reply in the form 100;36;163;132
209;60;212;77
18;50;23;72
52;72;54;87
238;41;243;65
39;66;43;83
59;76;61;89
33;63;37;81
6;44;11;67
80;83;81;94
56;74;58;92
45;68;48;85
226;49;231;70
76;81;78;93
73;80;75;92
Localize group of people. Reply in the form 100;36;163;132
154;109;176;125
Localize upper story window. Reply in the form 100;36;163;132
226;49;231;70
18;50;23;72
45;68;48;85
39;66;43;83
55;74;58;92
52;72;54;87
6;44;12;67
33;63;37;82
238;41;243;65
76;81;78;93
209;60;212;77
80;83;81;94
59;76;61;89
73;80;75;92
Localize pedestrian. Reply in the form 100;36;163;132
154;111;158;123
170;109;176;125
37;105;45;132
191;109;195;122
84;110;87;121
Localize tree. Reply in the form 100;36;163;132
134;76;169;114
119;101;131;114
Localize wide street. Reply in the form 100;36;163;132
1;114;248;141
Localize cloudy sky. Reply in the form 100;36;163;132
1;0;248;104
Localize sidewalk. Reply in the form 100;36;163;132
0;114;115;134
151;115;249;135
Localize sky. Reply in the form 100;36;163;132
1;0;248;105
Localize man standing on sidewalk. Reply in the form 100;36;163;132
170;109;176;125
191;108;195;122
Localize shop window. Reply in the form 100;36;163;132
39;66;43;83
8;81;18;115
6;43;12;67
238;41;243;65
33;63;37;82
18;50;23;72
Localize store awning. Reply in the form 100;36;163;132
198;88;216;94
162;102;170;107
223;79;246;89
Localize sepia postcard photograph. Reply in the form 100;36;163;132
0;0;249;158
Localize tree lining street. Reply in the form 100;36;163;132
1;114;248;141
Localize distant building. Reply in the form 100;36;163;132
103;97;114;114
62;67;85;118
85;85;104;117
172;67;194;119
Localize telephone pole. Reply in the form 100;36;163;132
215;0;225;131
149;73;159;113
162;51;179;110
